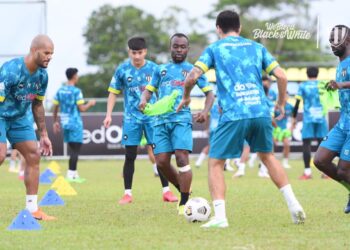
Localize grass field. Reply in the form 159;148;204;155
0;158;349;250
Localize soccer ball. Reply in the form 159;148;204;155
184;197;211;222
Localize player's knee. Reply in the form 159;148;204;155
313;154;324;168
25;149;41;166
337;166;349;180
155;157;167;169
175;151;189;167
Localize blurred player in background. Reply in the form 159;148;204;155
0;35;55;220
178;10;305;227
293;66;328;179
104;37;178;205
314;25;350;213
140;33;214;215
53;68;96;183
273;94;295;169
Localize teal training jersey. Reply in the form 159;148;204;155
0;57;48;119
336;55;350;131
296;80;325;123
275;102;293;129
195;36;279;122
146;61;212;126
108;59;157;123
53;85;84;130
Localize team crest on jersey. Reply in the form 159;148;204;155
342;68;347;78
145;75;152;82
18;83;24;89
161;70;167;76
127;76;133;82
182;70;188;78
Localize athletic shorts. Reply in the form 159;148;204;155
302;122;328;139
0;116;37;145
273;127;292;142
122;121;154;146
320;124;350;161
63;127;83;143
209;117;273;159
153;122;192;155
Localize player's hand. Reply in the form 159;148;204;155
53;121;60;134
103;116;112;128
88;99;96;106
40;136;53;156
176;97;191;113
326;80;340;90
194;111;207;123
139;101;147;112
275;102;285;120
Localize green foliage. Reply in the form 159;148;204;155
81;5;210;97
212;0;333;66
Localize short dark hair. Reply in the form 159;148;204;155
306;66;319;78
66;68;78;80
216;10;240;34
170;33;189;44
128;37;147;50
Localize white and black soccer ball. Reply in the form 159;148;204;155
184;197;211;222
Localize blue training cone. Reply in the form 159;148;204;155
39;189;65;206
42;168;56;179
39;175;52;184
39;169;56;184
8;209;41;230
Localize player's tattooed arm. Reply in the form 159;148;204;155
183;67;203;99
177;67;203;113
32;99;48;137
139;90;153;111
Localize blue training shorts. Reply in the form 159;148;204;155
302;122;328;139
153;122;192;155
122;120;154;146
320;124;350;162
0;116;37;145
63;127;83;143
209;117;273;159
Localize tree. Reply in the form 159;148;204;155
81;4;210;97
210;0;334;67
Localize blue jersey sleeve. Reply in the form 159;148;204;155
146;66;160;92
261;46;279;75
108;66;123;95
195;46;214;73
35;72;48;101
196;74;212;93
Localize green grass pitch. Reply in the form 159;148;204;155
0;158;349;250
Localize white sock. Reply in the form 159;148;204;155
196;152;207;166
213;200;226;220
162;186;170;194
19;170;24;177
225;159;231;165
260;162;268;173
283;158;288;164
304;168;312;176
153;164;159;175
26;195;38;213
280;184;300;209
9;160;16;169
124;189;132;196
250;153;257;161
67;170;76;178
238;163;246;171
